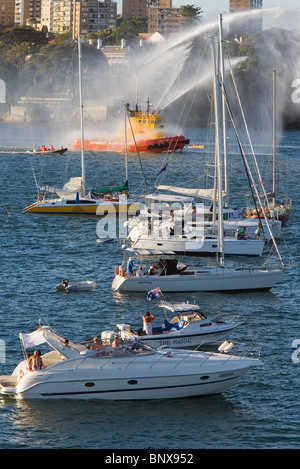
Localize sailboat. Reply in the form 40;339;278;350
125;192;265;257
24;38;139;217
244;69;291;225
112;15;285;293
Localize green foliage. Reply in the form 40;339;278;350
114;17;148;43
180;4;203;23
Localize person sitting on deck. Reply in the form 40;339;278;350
90;337;103;351
30;350;44;371
136;266;145;277
112;335;120;348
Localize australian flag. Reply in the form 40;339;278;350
145;287;163;301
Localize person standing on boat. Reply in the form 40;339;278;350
233;208;239;218
143;312;155;335
255;222;262;239
126;257;134;276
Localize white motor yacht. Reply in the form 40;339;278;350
101;301;240;349
0;325;261;400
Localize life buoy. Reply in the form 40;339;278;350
119;267;124;277
115;266;118;275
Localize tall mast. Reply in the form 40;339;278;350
78;36;85;196
124;104;128;181
218;14;228;198
272;68;276;207
211;36;224;263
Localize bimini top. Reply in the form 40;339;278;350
19;326;85;359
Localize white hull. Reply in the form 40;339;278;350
112;268;283;292
0;327;261;400
0;353;258;400
107;303;240;348
125;329;236;349
129;236;265;257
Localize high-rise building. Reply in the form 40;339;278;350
73;0;117;37
50;0;73;33
0;0;15;25
14;0;41;26
229;0;263;36
148;5;182;34
229;0;263;12
122;0;171;20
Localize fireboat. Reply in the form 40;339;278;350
73;100;189;153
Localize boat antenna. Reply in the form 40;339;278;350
78;36;85;197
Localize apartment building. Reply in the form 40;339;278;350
14;0;41;26
122;0;172;20
229;0;263;36
148;5;182;34
73;0;117;37
50;0;73;33
0;0;15;25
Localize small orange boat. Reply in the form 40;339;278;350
73;100;189;153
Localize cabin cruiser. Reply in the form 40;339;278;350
0;325;261;400
101;301;240;349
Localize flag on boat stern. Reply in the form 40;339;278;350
145;287;163;301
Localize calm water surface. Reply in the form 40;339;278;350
0;123;299;449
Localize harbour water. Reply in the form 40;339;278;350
0;123;299;449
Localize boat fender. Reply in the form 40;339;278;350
147;145;153;150
115;266;118;276
119;266;124;277
153;144;159;149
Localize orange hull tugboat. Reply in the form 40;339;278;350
73;100;189;153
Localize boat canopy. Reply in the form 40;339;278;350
40;177;83;198
91;180;128;196
156;185;229;203
19;326;82;359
